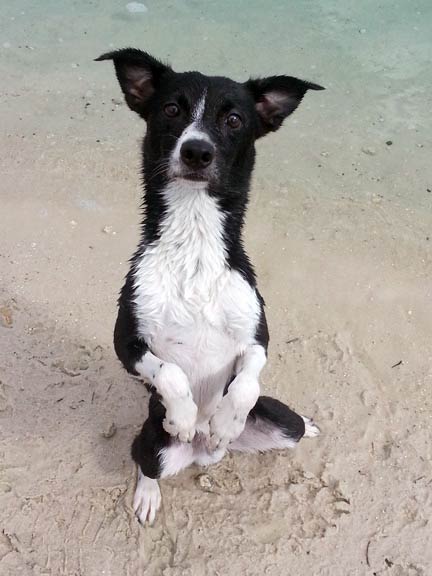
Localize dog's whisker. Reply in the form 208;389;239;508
147;161;171;181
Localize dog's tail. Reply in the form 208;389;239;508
229;396;320;454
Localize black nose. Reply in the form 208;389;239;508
180;139;214;169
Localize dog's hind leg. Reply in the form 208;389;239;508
228;396;320;454
131;394;196;525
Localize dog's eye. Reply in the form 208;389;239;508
226;113;242;129
164;103;180;118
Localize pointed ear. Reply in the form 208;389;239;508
95;48;172;117
245;76;324;137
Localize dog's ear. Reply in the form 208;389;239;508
245;76;324;138
95;48;172;117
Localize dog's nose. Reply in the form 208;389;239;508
180;139;214;169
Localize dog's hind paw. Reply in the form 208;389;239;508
133;470;161;525
302;415;321;438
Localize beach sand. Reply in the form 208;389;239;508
1;1;431;574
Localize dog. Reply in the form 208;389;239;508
96;48;324;525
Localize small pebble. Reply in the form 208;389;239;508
196;473;216;492
126;2;148;13
78;358;89;371
70;220;77;227
102;225;116;235
102;423;117;438
0;306;13;328
386;140;393;146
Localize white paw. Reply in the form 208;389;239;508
154;363;197;442
133;470;161;525
163;395;198;443
208;397;247;451
302;415;321;437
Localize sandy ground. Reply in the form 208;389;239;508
1;1;432;575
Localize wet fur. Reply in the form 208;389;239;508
97;48;323;524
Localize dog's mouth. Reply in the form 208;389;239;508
169;167;212;183
168;161;216;184
180;172;209;182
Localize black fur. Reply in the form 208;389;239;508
255;292;269;351
99;49;323;374
96;49;322;490
249;396;305;441
132;394;306;479
131;393;170;479
113;270;148;376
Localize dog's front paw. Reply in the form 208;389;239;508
153;363;197;442
163;395;198;443
208;397;246;451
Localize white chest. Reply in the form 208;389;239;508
132;183;260;384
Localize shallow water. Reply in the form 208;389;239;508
2;1;431;205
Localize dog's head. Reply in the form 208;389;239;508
96;49;323;194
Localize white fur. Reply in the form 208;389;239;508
229;420;297;453
133;470;161;525
192;91;207;122
162;393;197;443
209;372;259;450
123;84;320;525
193;447;226;467
208;345;266;449
159;442;195;477
133;181;262;430
302;416;321;437
159;436;226;477
170;93;213;177
235;344;267;377
230;415;320;454
135;354;197;442
132;116;265;524
170;125;213;174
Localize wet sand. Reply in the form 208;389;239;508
1;1;431;574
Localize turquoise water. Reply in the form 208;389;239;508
2;0;431;209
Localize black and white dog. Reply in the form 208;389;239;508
96;49;323;524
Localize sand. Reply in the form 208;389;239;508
1;1;431;574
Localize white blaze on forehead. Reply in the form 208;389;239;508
170;89;214;171
192;90;207;123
